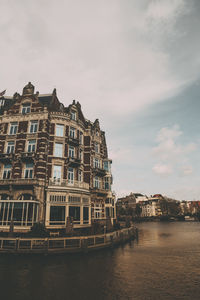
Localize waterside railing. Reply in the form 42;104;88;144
0;227;137;254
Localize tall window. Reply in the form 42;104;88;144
69;206;80;221
94;158;100;168
79;149;83;161
94;142;99;153
22;103;31;114
3;164;11;179
28;140;36;152
53;165;62;180
68;167;74;184
55;124;64;137
30;121;38;133
83;207;89;222
50;206;65;225
6;141;15;154
69;146;75;158
94;176;100;189
71;110;76;121
9;122;18;135
94;206;102;219
54;143;63;157
104;177;110;190
79;131;83;144
103;161;109;171
78;169;82;182
69;127;75;138
24;163;34;178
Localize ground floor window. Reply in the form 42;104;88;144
0;202;38;226
106;207;110;217
83;207;89;224
69;206;80;223
50;206;65;225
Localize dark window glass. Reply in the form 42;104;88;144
13;203;23;225
83;207;89;221
69;206;80;221
0;203;4;224
106;207;110;217
50;206;65;225
27;203;33;223
3;203;8;225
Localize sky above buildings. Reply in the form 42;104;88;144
1;0;200;200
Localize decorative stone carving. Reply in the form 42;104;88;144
22;82;35;95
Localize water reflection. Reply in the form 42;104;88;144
1;222;200;300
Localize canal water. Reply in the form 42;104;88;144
0;222;200;300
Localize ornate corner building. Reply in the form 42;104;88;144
0;83;116;232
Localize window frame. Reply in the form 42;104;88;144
69;127;76;139
27;140;36;152
9;122;18;135
94;142;99;153
29;120;38;134
22;103;31;114
55;124;64;137
53;165;62;180
94;176;100;189
94;157;100;168
69;145;75;158
79;131;83;144
24;163;34;179
78;169;82;182
6;141;15;154
71;110;76;121
54;143;63;157
68;167;74;184
3;164;12;179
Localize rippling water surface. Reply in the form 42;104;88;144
1;222;200;300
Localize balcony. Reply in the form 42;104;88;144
92;167;106;177
91;186;108;195
0;178;45;186
67;137;80;146
49;179;89;190
67;157;82;167
20;152;36;162
0;153;14;162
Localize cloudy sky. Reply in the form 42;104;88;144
1;0;200;200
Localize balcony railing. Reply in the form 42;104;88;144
91;186;108;195
0;178;45;186
0;153;14;162
49;179;89;190
67;157;82;167
92;167;106;177
67;137;80;146
20;152;36;161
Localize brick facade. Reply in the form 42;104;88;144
0;83;115;231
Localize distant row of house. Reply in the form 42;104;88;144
116;193;200;217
